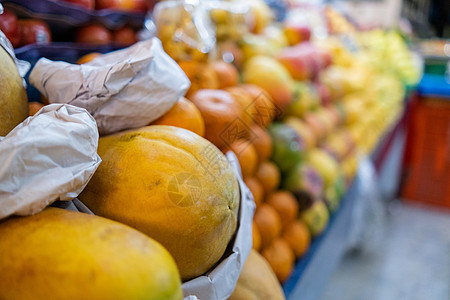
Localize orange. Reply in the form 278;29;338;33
229;250;285;300
252;220;262;252
282;220;310;258
255;161;281;195
261;238;295;283
189;89;250;150
78;125;240;281
240;84;277;128
178;61;219;97
254;203;282;249
244;177;264;208
265;191;299;230
28;102;45;116
250;124;272;163
151;97;205;137
228;139;258;178
225;85;255;128
0;208;183;300
211;61;239;88
76;52;101;64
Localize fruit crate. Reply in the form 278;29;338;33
401;74;450;208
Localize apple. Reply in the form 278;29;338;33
112;25;137;45
60;0;94;10
96;0;149;13
75;24;112;45
0;9;20;47
284;23;311;46
19;19;52;46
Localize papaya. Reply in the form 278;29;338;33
79;125;240;281
0;207;183;300
229;250;285;300
0;45;28;136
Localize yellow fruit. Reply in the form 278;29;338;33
306;148;340;188
229;250;285;300
0;207;183;300
0;46;28;136
79;125;240;281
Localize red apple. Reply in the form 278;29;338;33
96;0;149;13
112;25;137;45
60;0;95;10
19;19;52;46
0;9;21;47
75;24;112;45
284;22;311;46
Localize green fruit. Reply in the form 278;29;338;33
299;200;329;237
268;122;305;173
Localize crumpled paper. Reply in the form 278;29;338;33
0;104;101;220
29;38;190;135
62;151;254;300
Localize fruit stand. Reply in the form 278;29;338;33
0;1;422;299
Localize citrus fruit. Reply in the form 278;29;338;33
151;97;205;137
189;89;250;150
254;203;282;249
266;191;299;230
250;124;272;163
228;139;258;178
28;102;45;116
255;161;281;195
252;220;262;252
211;60;239;88
178;61;219;97
244;177;264;208
261;238;295;283
282;220;310;258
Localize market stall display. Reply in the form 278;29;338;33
0;0;423;299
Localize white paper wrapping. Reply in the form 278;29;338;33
0;104;101;219
181;151;255;300
28;38;190;135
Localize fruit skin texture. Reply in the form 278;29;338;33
152;97;205;137
0;9;20;47
0;46;28;136
261;238;295;283
229;250;285;300
254;203;282;249
75;24;112;45
19;20;52;46
0;207;183;300
79;125;239;281
189;89;249;150
243;56;294;109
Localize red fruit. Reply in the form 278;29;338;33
96;0;149;13
19;20;52;46
75;24;112;45
112;26;137;45
0;9;20;47
60;0;95;9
